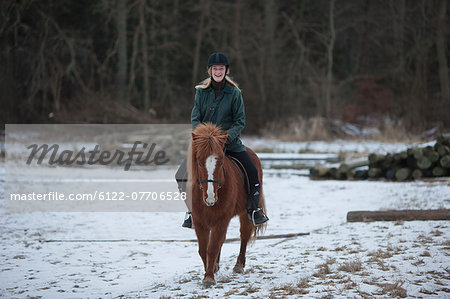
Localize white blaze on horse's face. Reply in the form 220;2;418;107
204;154;218;206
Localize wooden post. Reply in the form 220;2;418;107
347;209;450;222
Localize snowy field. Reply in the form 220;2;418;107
1;139;449;298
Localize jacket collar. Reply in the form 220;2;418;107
208;82;234;93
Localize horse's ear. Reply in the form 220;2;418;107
191;132;197;140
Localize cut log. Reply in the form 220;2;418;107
432;166;447;177
440;155;450;168
381;154;394;170
368;168;382;178
354;169;368;179
417;157;432;170
385;169;395;180
368;153;384;165
410;148;424;160
412;169;423;180
422;146;435;158
435;144;450;157
395;168;411;181
347;209;450;222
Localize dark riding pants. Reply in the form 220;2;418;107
226;150;260;193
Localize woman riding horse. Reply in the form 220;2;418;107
176;52;268;227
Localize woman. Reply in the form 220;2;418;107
177;52;268;227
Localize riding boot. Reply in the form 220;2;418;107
182;211;193;228
247;186;269;225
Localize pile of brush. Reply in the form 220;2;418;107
310;135;450;181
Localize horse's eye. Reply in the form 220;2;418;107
198;162;203;167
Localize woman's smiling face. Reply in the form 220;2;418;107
211;65;226;82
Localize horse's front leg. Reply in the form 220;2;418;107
203;226;227;286
193;221;209;272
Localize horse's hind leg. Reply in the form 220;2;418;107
233;213;254;274
214;251;221;273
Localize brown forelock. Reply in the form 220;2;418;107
192;123;227;162
190;123;227;183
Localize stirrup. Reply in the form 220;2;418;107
249;208;268;226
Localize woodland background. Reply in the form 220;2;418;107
1;0;449;138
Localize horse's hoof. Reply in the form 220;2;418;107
214;263;220;273
233;265;244;274
202;276;216;287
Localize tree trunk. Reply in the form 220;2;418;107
436;0;450;103
117;0;127;102
233;0;250;85
139;0;150;111
325;0;335;118
192;0;207;88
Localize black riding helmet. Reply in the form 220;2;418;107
207;52;229;68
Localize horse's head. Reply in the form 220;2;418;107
191;123;228;207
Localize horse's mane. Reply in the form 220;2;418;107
188;123;227;182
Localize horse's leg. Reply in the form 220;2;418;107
194;222;209;272
214;250;221;273
233;213;253;274
203;225;227;286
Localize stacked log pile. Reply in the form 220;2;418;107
310;135;450;181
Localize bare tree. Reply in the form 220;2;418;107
139;0;150;111
325;0;335;119
436;0;449;103
117;0;127;102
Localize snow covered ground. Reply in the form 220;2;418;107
1;138;449;298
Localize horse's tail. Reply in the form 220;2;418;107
255;186;267;236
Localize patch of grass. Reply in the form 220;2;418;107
270;284;309;296
418;234;433;244
368;249;393;259
386;245;403;255
440;239;450;246
313;263;332;278
431;230;443;237
420;250;431;257
338;259;362;273
224;289;239;296
412;259;425;266
296;277;310;289
334;246;347;252
419;288;438;295
377;281;407;298
344;281;358;290
270;278;310;296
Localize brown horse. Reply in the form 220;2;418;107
187;123;267;286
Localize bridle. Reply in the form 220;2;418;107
197;161;226;205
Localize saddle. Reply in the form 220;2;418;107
226;154;251;195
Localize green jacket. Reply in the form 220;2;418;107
191;82;246;152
